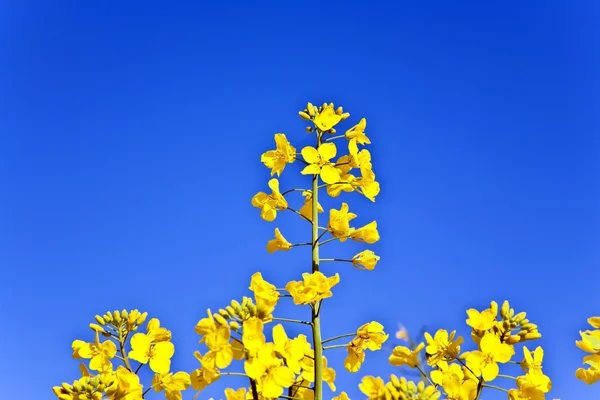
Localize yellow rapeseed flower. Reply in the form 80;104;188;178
261;134;296;177
424;329;463;366
300;143;341;184
72;332;117;373
313;103;343;131
359;376;386;400
351;250;380;270
328;202;357;241
128;333;175;374
285;271;340;305
152;371;191;400
266;228;292;253
465;332;514;381
389;343;425;368
345;118;370;145
224;387;246;400
249;272;279;315
244;343;295;398
350;221;379;244
251;178;288;222
299;190;323;222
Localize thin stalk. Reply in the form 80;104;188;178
323;344;348;350
415;365;435;387
311;132;324;400
497;374;517;380
319;258;351;263
221;372;249;378
322;333;355;344
119;332;133;372
324;134;345;141
482;384;509;393
272;317;312;326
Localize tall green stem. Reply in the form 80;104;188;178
311;132;323;400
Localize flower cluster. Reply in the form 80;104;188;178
575;317;600;385
385;300;551;400
52;309;190;400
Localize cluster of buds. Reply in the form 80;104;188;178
52;373;117;400
383;375;440;400
299;102;351;134
213;296;273;332
90;309;148;337
493;301;542;344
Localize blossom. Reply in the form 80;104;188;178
300;143;341;184
299;190;323;222
128;333;175;374
72;332;117;373
261;134;296;176
251;179;288;222
272;324;307;374
389;343;424;368
328;203;356;240
466;308;497;332
359;376;386;399
266;228;292;253
313;103;343;131
350;221;379;244
249;272;279;315
106;366;144;400
224;388;246;400
244;343;295;398
243;317;266;354
465;332;514;381
146;318;172;343
285;271;340;305
345;118;370;145
353;321;389;351
351;250;380;270
152;371;191;400
424;329;463;366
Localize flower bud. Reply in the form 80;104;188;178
214;313;228;326
513;312;527;323
307;102;315;117
89;323;105;334
103;312;113;323
136;312;148;326
306;126;313;133
113;310;122;324
225;306;236;317
299;111;311;120
340;112;350;120
500;301;510;319
523;331;542;340
218;309;230;319
121;309;128;319
230;321;241;331
94;315;106;326
506;335;521;344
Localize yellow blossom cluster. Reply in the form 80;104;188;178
53;101;596;400
385;300;551;400
575;317;600;385
53;309;190;400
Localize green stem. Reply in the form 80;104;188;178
482;384;509;393
322;333;355;344
221;372;249;378
282;189;307;196
497;374;517;380
415;365;434;387
287;207;311;223
324;134;345;141
272;317;312;326
323;344;349;350
319;258;351;263
312;131;324;400
119;332;133;372
292;243;312;247
319;237;344;246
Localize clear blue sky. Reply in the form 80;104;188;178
1;1;598;399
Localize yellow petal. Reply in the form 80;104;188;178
320;165;341;184
301;146;320;164
318;142;337;161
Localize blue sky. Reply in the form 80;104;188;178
1;1;598;399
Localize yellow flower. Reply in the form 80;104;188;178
299;190;323;222
359;376;386;400
442;374;478;400
224;388;247;400
146;318;172;343
465;308;497;332
190;352;221;394
327;173;358;198
249;272;280;315
576;356;600;384
251;178;288;222
576;329;600;354
353;321;389;351
243;317;266;354
355;169;380;202
328;203;357;241
106;366;144;400
424;329;463;366
516;369;552;393
465;332;514;381
194;309;218;344
285;271;340;305
389;343;424;368
344;343;365;372
350;221;379;244
261;134;296;176
300;143;341;184
322;356;337;391
204;325;235;369
128;333;175;374
266;228;292;253
589;317;600;329
345;118;370;144
273;324;307;374
521;346;544;374
332;392;350;400
508;387;545;400
72;332;117;373
313;103;343;131
152;371;191;400
244;343;295;398
351;250;380;270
